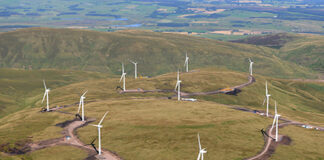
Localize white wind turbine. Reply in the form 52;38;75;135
92;111;109;155
119;63;126;91
184;52;189;72
262;81;271;117
197;133;207;160
271;101;280;142
249;58;254;76
42;80;50;112
175;70;182;101
77;91;88;121
129;60;138;79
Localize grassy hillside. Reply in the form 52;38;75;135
270;126;324;160
0;67;323;159
278;34;324;73
0;28;315;79
0;68;106;118
234;33;324;73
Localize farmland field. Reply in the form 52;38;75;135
1;0;324;40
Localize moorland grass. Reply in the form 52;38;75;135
270;126;324;160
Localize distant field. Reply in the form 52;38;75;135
1;0;324;38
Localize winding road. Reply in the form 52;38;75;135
27;115;122;160
8;73;323;160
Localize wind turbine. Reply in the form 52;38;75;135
175;70;182;101
197;133;207;160
77;91;88;121
249;58;254;76
92;111;109;155
271;101;280;142
42;80;50;112
129;60;138;79
184;52;189;72
119;63;126;91
262;81;271;117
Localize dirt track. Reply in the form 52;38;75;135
246;115;323;160
26;117;121;160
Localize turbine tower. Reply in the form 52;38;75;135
197;133;207;160
175;70;182;101
249;58;254;76
77;91;88;121
119;63;126;91
184;52;189;72
129;60;138;79
42;80;50;112
92;111;109;155
263;81;271;117
271;101;280;142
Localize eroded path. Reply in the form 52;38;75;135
27;116;122;160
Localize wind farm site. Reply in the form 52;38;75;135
0;28;324;160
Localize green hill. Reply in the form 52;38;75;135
0;28;315;78
0;68;106;118
234;33;324;73
0;68;323;160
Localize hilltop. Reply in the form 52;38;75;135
0;28;314;78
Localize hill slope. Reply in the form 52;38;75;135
0;28;314;78
0;68;323;160
233;33;324;73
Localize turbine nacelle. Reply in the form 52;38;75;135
92;124;103;128
200;148;207;154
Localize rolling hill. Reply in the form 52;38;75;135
0;28;315;79
0;68;106;118
234;33;324;73
0;68;323;160
0;28;323;160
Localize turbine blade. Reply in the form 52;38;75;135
271;115;276;129
262;97;266;106
266;81;268;95
122;63;124;73
82;90;88;97
177;70;180;81
175;82;179;90
41;91;46;104
197;152;201;160
119;75;124;82
98;111;109;125
275;101;277;115
198;133;201;151
43;80;47;90
77;99;82;113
